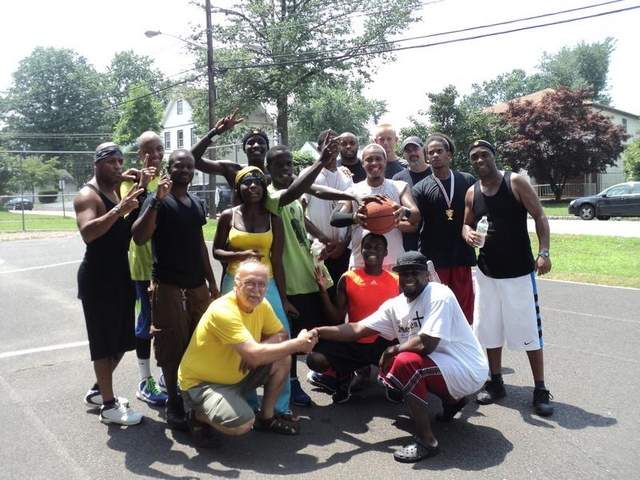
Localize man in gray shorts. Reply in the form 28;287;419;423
178;260;318;444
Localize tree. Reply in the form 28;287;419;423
463;69;544;110
499;88;627;200
289;80;386;148
623;138;640;181
198;0;421;144
6;155;60;199
113;82;163;147
0;47;109;182
107;51;167;107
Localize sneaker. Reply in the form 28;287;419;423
533;388;554;417
436;397;468;422
136;377;168;406
99;401;143;426
84;388;129;409
291;377;312;407
158;374;167;393
166;404;188;431
350;366;371;392
476;380;506;405
306;371;337;393
332;379;352;404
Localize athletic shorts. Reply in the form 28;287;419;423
151;282;211;369
313;337;395;377
287;292;329;336
380;352;456;405
182;365;271;428
134;280;152;340
435;266;474;324
473;269;543;351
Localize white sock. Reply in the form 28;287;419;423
137;358;151;382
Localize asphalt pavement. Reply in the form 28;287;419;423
0;234;638;479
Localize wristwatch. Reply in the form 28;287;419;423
537;249;550;258
113;204;123;216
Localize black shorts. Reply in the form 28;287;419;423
313;337;395;376
287;292;330;336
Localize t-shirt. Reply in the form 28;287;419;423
392;167;432;252
121;177;159;281
178;292;284;389
344;268;399;344
302;166;353;242
338;157;366;183
265;186;333;295
141;192;207;288
361;282;488;399
385;158;407;179
348;179;406;269
412;171;477;268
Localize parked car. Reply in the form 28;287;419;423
568;181;640;220
4;197;34;211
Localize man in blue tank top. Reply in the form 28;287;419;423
462;140;553;417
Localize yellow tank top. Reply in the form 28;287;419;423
227;208;273;277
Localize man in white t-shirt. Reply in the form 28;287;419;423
313;251;488;463
331;144;420;270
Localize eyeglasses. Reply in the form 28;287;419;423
240;279;268;290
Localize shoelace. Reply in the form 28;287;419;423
146;376;162;396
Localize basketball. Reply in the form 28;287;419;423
363;197;396;234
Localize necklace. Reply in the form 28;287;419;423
432;173;455;221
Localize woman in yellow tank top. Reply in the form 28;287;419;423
212;166;293;416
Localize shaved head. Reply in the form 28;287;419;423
136;131;164;170
235;259;269;282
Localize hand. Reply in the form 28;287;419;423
138;167;156;189
355;204;368;227
465;229;483;248
536;255;552;275
284;300;300;319
121;168;141;182
378;346;398;373
318;136;341;165
239;249;263;261
155;176;172;200
326;239;346;260
314;265;328;291
296;328;318;354
212;109;244;136
360;194;386;206
239;358;251;374
391;202;405;226
117;183;145;216
208;281;220;300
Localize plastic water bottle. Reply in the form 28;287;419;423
476;215;489;248
310;238;325;267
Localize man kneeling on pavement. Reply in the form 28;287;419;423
178;260;318;444
309;251;488;463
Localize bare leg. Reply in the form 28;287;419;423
94;358;114;402
406;395;438;447
486;347;503;375
260;357;291;419
526;348;545;383
195;411;253;436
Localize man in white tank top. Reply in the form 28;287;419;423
333;144;420;270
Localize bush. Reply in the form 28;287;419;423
38;189;58;203
291;150;316;174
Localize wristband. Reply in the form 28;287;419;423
537;249;550;258
150;197;161;210
113;204;123;216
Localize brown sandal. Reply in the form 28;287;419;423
253;414;300;435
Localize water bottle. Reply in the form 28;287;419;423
310;238;325;267
476;215;489;248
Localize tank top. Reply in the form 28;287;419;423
472;171;535;279
77;184;133;298
344;268;399;344
226;208;273;276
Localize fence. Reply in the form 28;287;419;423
532;183;598;199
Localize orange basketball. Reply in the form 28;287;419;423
363;197;396;234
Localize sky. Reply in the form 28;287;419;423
1;0;639;132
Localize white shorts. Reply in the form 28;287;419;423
473;269;543;351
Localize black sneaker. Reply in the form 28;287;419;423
166;404;188;431
436;397;468;422
533;388;554;417
187;411;219;448
476;380;506;405
332;380;352;404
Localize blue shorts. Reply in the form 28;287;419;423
134;280;152;340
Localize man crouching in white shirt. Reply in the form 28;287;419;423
312;251;488;463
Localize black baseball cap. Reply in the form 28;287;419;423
468;139;496;156
392;251;429;272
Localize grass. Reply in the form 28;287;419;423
541;200;572;217
531;233;640;288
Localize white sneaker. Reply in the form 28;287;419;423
99;401;143;426
84;388;129;409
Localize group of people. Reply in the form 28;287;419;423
74;112;553;463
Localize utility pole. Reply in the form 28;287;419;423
205;0;217;214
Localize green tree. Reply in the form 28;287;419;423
113;83;163;147
463;69;544;110
0;47;109;182
623;137;640;181
289;80;386;148
107;51;167;106
197;0;421;144
7;155;60;199
500;88;627;200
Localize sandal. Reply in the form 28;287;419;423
253;414;300;435
393;437;439;463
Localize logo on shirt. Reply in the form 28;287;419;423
398;311;424;336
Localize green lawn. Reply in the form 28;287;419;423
541;200;572;217
0;211;77;232
531;234;640;288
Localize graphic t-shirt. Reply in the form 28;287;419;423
121;177;159;281
178;292;283;389
361;283;488;399
266;186;333;295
